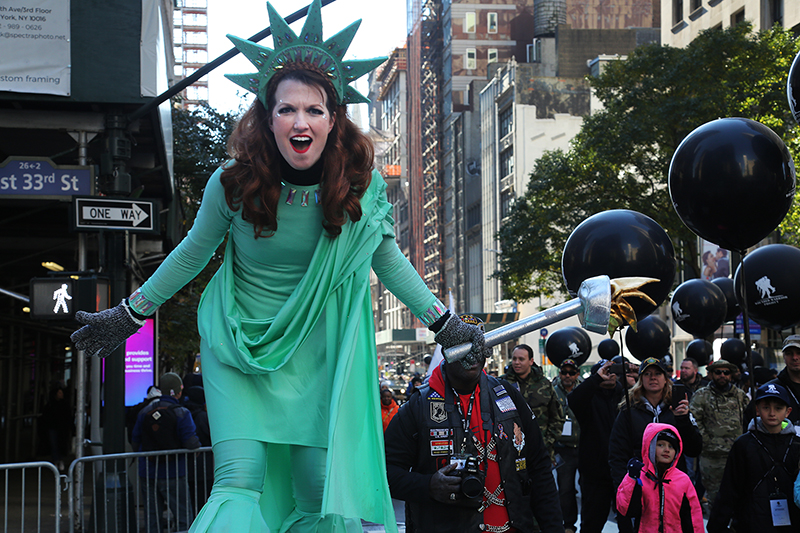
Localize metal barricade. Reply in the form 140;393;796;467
67;447;213;533
0;461;65;533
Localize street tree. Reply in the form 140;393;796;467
496;23;800;304
156;102;238;373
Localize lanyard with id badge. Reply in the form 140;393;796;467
751;432;795;528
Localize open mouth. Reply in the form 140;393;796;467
290;136;312;153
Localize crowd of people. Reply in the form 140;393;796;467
383;331;800;532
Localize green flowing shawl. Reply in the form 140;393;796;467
197;171;398;531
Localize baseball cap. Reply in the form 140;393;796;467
782;334;800;352
639;357;668;375
561;358;578;369
754;383;792;406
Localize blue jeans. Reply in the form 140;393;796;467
140;475;193;532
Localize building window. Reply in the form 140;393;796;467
768;0;783;27
499;147;513;178
465;12;476;33
173;28;183;43
183;12;207;26
186;85;208;101
498;106;513;138
467;204;481;229
488;12;498;33
673;0;683;25
732;8;745;25
465;48;477;70
184;48;208;63
500;190;514;218
488;49;498;64
184;31;208;45
690;0;701;12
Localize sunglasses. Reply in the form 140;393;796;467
713;369;731;376
560;370;578;376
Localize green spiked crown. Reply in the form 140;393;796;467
225;0;387;106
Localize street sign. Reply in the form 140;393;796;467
0;157;93;198
72;197;160;233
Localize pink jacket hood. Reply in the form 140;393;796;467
641;422;682;476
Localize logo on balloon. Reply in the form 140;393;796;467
568;342;582;357
671;302;689;322
754;276;782;303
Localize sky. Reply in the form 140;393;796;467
205;0;409;117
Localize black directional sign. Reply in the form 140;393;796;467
72;197;160;233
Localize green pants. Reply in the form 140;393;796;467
701;455;728;509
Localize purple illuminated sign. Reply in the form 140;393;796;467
125;318;155;406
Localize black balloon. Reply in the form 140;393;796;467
670;279;727;338
597;338;620;360
789;49;800;125
733;244;800;331
562;210;676;321
685;339;713;367
750;350;764;368
720;338;746;366
711;277;740;323
545;327;591;367
669;118;795;252
624;316;671;361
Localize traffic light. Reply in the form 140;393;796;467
30;276;109;320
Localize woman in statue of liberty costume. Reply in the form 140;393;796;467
70;1;485;531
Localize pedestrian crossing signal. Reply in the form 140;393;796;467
29;276;109;320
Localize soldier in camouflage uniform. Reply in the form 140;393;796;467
552;358;581;533
689;358;748;510
502;344;565;461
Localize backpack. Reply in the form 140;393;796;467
140;400;182;451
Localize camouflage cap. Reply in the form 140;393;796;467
707;359;738;372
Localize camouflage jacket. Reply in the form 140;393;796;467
552;376;580;448
689;383;749;457
502;365;565;457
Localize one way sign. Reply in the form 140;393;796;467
72;197;160;233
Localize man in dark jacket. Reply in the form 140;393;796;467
677;357;709;400
552;359;581;533
385;316;563;533
766;334;800;424
133;372;200;533
567;359;624;533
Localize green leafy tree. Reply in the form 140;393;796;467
497;23;800;304
157;102;239;373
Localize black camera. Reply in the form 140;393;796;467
457;455;485;500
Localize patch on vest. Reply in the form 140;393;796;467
493;384;508;397
430;401;447;423
430;439;452;456
515;458;527;471
513;422;525;453
495;396;516;413
427;390;444;400
430;428;450;438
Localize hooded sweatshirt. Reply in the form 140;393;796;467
616;422;704;533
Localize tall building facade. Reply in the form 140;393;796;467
173;0;209;108
663;0;799;47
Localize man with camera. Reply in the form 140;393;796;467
385;315;563;532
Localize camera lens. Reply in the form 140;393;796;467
461;475;483;499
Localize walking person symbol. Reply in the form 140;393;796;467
53;284;72;313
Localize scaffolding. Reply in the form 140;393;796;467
407;0;444;299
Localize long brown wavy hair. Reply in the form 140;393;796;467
220;68;374;238
619;371;673;410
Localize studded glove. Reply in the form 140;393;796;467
70;299;145;358
434;313;485;367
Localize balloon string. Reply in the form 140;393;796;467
737;249;756;401
619;330;635;448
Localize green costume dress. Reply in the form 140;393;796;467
134;164;439;532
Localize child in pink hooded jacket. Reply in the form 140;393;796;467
616;422;704;532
